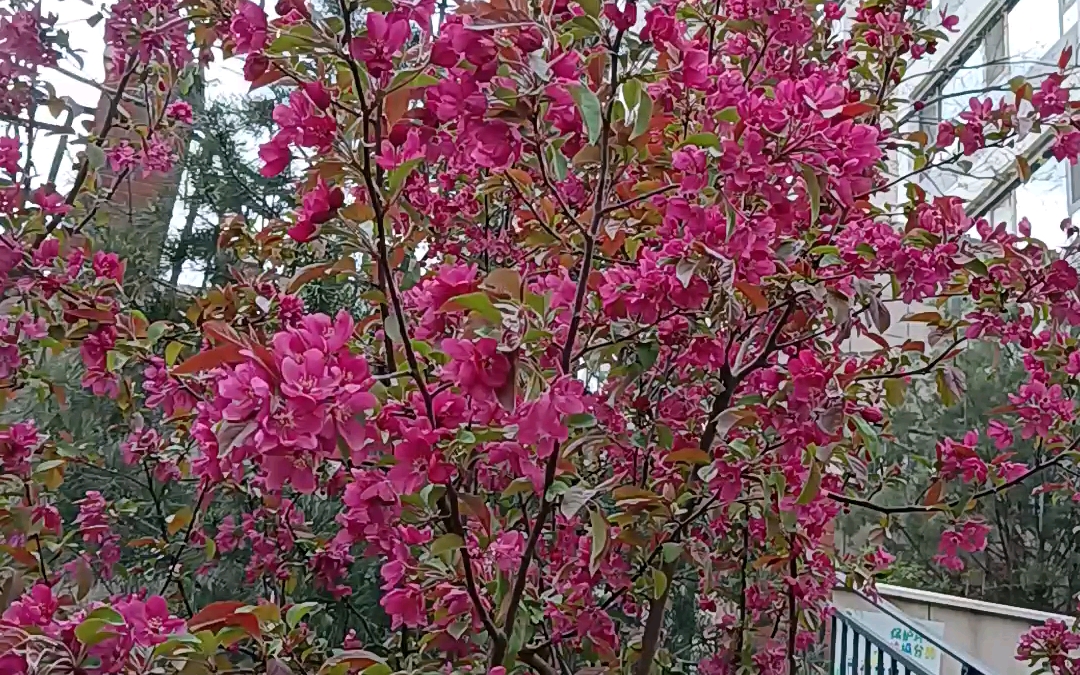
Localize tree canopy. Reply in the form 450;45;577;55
4;0;1080;673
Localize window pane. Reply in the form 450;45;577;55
1063;0;1078;38
1008;0;1060;61
989;192;1016;232
942;44;985;121
1015;159;1070;248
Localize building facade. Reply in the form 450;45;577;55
895;0;1080;246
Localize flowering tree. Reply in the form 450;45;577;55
6;0;1080;671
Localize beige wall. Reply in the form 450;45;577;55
833;587;1069;675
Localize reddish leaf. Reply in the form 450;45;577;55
734;281;767;312
494;349;518;412
385;87;413;126
250;69;286;92
287;262;334;294
202;320;243;347
188;601;262;639
317;650;384;675
505;168;533;189
839;101;876;118
188;601;246;632
172;345;246;375
923;479;945;506
224;612;262;639
66;307;116;324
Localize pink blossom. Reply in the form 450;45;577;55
30;186;69;215
231;0;268;54
441;338;511;403
382;584;425;628
165;99;194;124
0;136;19;174
349;12;409;78
467;120;522;171
92;250;125;283
603;0;637;31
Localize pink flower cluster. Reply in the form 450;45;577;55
1017;619;1080;675
194;311;377;493
1;584;184;675
0;421;41;478
933;520;989;572
74;491;121;578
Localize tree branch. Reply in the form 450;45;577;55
828;454;1066;515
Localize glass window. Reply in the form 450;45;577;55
1008;0;1061;61
1062;0;1078;36
985;20;1007;83
989;192;1017;230
1014;159;1071;248
942;44;985;121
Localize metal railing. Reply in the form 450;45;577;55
832;576;996;675
832;610;936;675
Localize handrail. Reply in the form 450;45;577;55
835;575;999;675
833;609;938;675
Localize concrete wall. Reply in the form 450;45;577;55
833;584;1072;675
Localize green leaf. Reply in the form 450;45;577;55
965;258;988;276
679;133;720;149
33;459;66;474
387;158;422;197
439;291;502;323
147;321;169;345
86;607;125;625
85;144;106;170
800;163;821;226
286;602;321;629
431;533;464;556
567;412;596;428
502;477;534;497
884;378;907;407
589;509;608;574
656;423;674;449
622;80;642;126
809;245;840;256
636;342;659;370
661;542;683;564
570;84;603;145
363;664;393;675
631;91;653;140
390;70;439;89
851;414;879;455
578;0;601;17
76;618;118;646
551;146;568;181
568;14;602;34
651;568;668;599
503;611;528;667
167;506;193;536
797;461;822;505
716;106;740;123
560;484;596;518
165;341;184;366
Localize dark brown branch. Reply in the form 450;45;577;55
495;31;624;669
159;485;208;604
854;337;965;382
598;184;678;216
828;454;1066;515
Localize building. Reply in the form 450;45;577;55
895;0;1080;247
